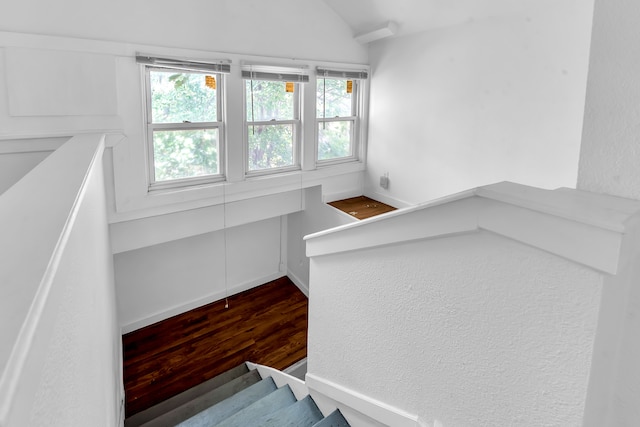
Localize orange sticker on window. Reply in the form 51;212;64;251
205;75;216;90
285;82;294;93
346;80;353;93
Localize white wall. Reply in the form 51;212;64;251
0;0;366;64
27;149;121;426
0;137;67;195
365;1;594;206
114;217;284;332
0;135;121;426
287;186;357;294
0;151;50;194
577;0;640;201
308;231;603;426
0;1;369;332
577;1;640;423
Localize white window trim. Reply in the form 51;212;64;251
315;75;366;167
242;74;304;177
142;65;227;191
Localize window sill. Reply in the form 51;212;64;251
109;159;365;223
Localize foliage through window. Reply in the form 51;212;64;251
245;78;300;173
145;65;225;186
139;57;368;191
316;77;360;162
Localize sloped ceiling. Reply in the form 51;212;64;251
321;0;531;40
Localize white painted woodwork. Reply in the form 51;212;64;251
305;182;640;426
0;135;121;426
5;48;117;116
306;374;426;427
0;22;368;228
286;186;358;295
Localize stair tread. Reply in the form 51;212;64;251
312;409;351;427
125;363;250;427
212;384;297;427
175;376;278;427
139;369;262;427
256;394;323;427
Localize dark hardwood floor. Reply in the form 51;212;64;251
122;276;308;418
329;195;397;220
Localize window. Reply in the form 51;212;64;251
243;67;307;174
138;55;230;189
316;68;368;164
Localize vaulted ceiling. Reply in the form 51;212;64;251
320;0;531;40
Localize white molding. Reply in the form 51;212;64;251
0;29;369;226
477;198;623;274
0;128;123;141
119;272;284;334
107;168;364;224
305;183;640;274
306;196;479;258
0;136;68;154
0;134;105;426
110;190;302;254
287;271;309;297
476;182;640;233
306;373;429;427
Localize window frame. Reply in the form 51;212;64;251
314;68;368;167
242;67;307;177
142;64;227;191
315;76;362;165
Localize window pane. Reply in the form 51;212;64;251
318;121;352;160
317;78;353;118
245;80;294;121
151;71;217;123
247;124;294;171
153;129;219;181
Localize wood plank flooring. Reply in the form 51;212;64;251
122;276;308;418
328;195;397;220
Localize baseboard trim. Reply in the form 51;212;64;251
305;373;429;427
120;272;285;334
364;190;413;209
287;270;309;297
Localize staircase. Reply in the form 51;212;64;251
124;363;350;427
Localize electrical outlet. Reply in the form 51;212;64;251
379;174;389;189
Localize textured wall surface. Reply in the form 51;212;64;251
577;0;640;201
308;231;603;426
